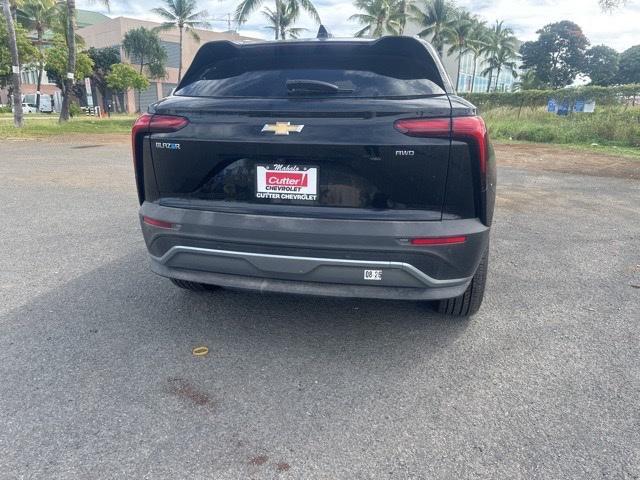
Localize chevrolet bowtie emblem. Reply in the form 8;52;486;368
261;122;304;135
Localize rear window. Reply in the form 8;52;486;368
176;40;446;99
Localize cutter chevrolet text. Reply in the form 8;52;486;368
132;31;496;316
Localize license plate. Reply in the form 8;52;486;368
256;164;318;201
364;269;383;281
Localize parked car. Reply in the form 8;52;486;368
132;32;496;316
15;103;37;114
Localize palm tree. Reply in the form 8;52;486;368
2;0;23;126
396;0;412;35
59;0;110;123
17;0;57;110
481;20;517;92
409;0;455;58
350;0;402;37
235;0;320;35
445;9;473;90
465;18;487;92
152;0;209;81
262;0;306;39
123;27;168;111
482;44;517;92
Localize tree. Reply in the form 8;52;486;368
616;45;640;84
350;0;402;37
262;0;306;39
106;63;149;96
0;11;36;86
446;10;474;90
122;27;166;111
59;0;110;122
520;21;589;89
584;45;619;86
16;0;57;109
235;0;320;40
2;0;23;126
152;0;209;81
465;18;488;92
409;0;456;58
513;69;544;90
44;33;93;91
87;46;120;113
481;20;517;92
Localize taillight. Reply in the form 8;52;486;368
131;113;152;154
395;115;488;190
148;114;189;132
393;118;451;137
131;114;189;205
410;236;467;246
452;116;488;178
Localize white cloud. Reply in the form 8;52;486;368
78;0;640;51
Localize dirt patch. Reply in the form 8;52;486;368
249;455;269;466
166;378;213;408
495;143;640;180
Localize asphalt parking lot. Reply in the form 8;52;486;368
1;139;639;479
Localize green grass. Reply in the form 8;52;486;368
0;113;137;137
483;105;640;150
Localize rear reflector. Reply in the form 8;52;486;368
410;236;467;246
393;118;451;137
142;216;175;229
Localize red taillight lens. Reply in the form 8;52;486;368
149;114;189;133
410;236;467;246
452;116;488;176
132;113;152;153
142;216;175;229
394;118;451;137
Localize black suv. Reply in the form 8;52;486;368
132;35;496;316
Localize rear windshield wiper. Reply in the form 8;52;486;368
286;79;354;95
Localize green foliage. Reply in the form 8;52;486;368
617;45;640;84
87;46;121;103
464;85;640;111
122;27;167;79
350;0;403;37
69;102;82;117
585;45;619;86
106;63;150;92
0;21;38;87
262;0;307;39
520;21;590;88
482;106;640;148
16;0;59;42
408;0;455;56
44;34;94;88
235;0;320;26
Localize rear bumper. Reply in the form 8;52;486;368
140;202;489;300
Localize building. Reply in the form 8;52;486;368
78;17;257;113
0;10;111;108
403;23;521;94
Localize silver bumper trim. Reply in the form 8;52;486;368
152;246;471;288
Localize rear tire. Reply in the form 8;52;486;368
437;247;488;317
170;278;219;291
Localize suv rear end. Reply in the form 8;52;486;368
132;36;496;316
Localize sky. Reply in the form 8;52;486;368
78;0;640;52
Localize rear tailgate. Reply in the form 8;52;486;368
149;96;452;219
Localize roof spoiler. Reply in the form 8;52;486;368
317;25;330;39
